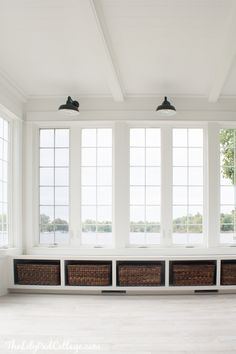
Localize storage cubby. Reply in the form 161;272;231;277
14;259;61;286
221;260;236;285
65;260;112;286
117;261;165;287
169;260;216;287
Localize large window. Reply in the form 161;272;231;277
129;128;161;245
39;129;70;245
172;129;204;245
220;129;236;244
81;128;112;246
0;117;8;247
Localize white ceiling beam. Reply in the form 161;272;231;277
85;0;124;102
208;2;236;102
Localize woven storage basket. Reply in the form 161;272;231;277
221;263;236;285
67;264;111;286
16;263;60;285
118;264;162;286
172;263;215;286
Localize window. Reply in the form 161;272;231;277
220;129;236;244
0;118;8;247
81;128;112;246
129;128;161;245
39;129;70;245
172;129;204;245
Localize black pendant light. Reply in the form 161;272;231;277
58;96;79;116
156;96;176;116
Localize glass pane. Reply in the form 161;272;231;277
146;186;160;205
188;148;203;166
188;129;203;147
40;168;54;186
81;167;96;186
40;187;54;205
146;129;160;147
55;149;69;167
40;149;54;167
3;141;7;161
130;129;145;147
81;148;96;166
97;129;112;147
173;206;188;222
55;129;69;148
173;167;187;185
97;148;112;166
82;206;96;223
130;148;145;166
130;206;145;223
146;148;160;166
173;148;187;166
173;187;187;205
173;129;187;147
146;206;160;223
221;186;235;205
188;187;203;205
97;206;112;223
220;168;234;185
130;187;145;205
188;206;203;221
82;129;96;147
146;167;160;186
40;129;54;148
97;187;112;205
55;206;69;223
55;187;69;205
188;167;203;186
55;168;69;186
81;186;96;205
130;167;145;185
40;206;54;224
97;167;112;186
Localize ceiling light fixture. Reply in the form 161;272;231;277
58;96;79;116
156;96;176;116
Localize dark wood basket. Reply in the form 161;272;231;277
16;263;60;286
172;263;215;286
67;264;112;286
118;264;162;286
221;263;236;285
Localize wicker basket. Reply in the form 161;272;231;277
118;264;162;286
16;263;60;286
67;264;112;286
172;263;215;286
221;263;236;285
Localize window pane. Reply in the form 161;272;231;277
40;129;54;148
130;148;145;166
55;129;69;147
130;129;145;147
97;129;112;147
55;149;69;167
172;128;204;245
40;168;54;186
55;168;69;186
129;128;161;245
40;149;54;166
81;167;96;186
39;128;70;244
81;128;113;246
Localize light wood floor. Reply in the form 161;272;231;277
1;293;236;353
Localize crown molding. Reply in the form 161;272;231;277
0;70;27;103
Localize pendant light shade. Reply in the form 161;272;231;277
156;96;176;116
58;96;79;116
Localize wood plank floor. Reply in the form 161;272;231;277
1;293;236;353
